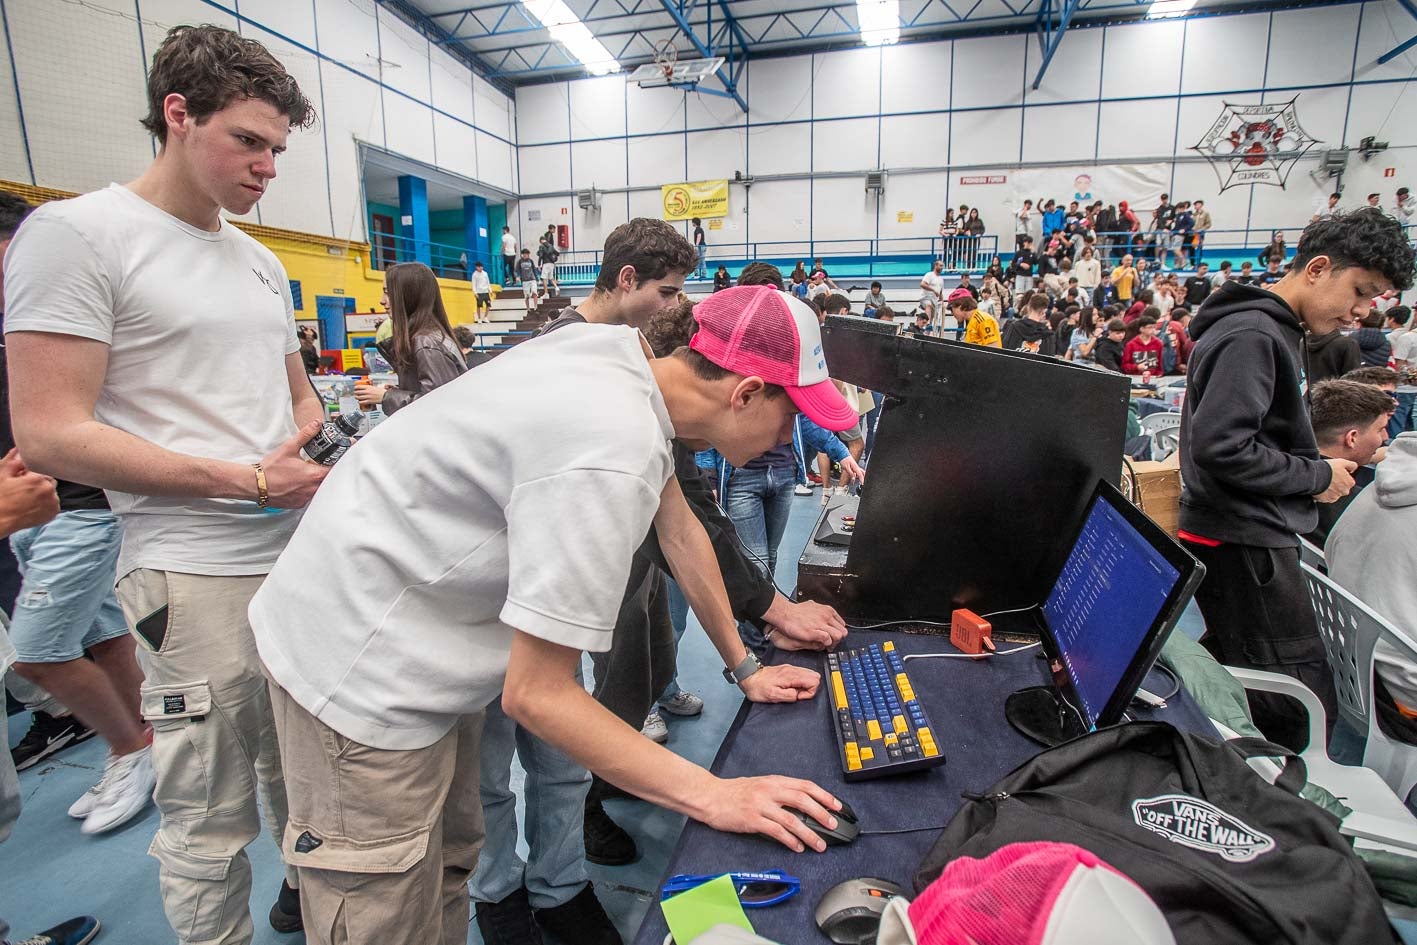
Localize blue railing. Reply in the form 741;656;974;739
370;231;497;280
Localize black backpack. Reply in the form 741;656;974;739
916;722;1395;945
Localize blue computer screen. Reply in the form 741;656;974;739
1042;496;1181;728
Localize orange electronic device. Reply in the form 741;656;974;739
950;609;994;655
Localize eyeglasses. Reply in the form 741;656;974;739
660;870;801;908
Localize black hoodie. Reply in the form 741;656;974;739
1001;315;1057;355
1178;282;1330;546
1305;329;1360;384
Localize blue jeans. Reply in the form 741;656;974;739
9;509;126;662
469;675;591;910
1391;391;1416;439
723;465;793;654
696;245;708;279
657;579;691;703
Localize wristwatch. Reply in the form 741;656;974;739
723;651;764;686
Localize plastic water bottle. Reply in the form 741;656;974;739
363;405;386;433
338;394;359;419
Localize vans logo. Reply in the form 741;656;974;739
1132;794;1276;862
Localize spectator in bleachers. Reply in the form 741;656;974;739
957;272;980;300
1388;307;1417;437
1010;238;1037;297
451;325;492;370
1093;269;1119;308
1396;187;1414;224
1117;200;1140;254
1014;199;1035;251
1304;379;1393;548
863;281;887;316
1001;293;1056;354
1259;256;1285;288
713;264;731;292
1193;200;1212;261
740;260;786;290
1356;308;1393;366
810;258;838;291
1121;313;1164;379
1067;307;1102;365
986;256;1006;283
791;261;807;283
1184;263;1212;308
1111;253;1138;305
965;207;986;241
1235;260;1257;285
920;259;945;325
1259;229;1287;266
1152;194;1176;270
1368;193;1382;208
982;271;1010;313
1173;201;1195;269
1041;199;1064;238
1344;365;1401;393
978;286;999;319
1312;192;1341;222
789;269;808;300
1167;307;1195;373
1093;317;1127;372
904;311;930;338
1075;245;1101;295
1328;430;1417;746
1125;289;1153;324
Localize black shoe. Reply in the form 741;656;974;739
475;886;544;945
583;800;637;866
269;880;303;933
15;915;100;945
12;711;92;771
534;883;622;945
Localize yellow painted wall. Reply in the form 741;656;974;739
0;180;491;328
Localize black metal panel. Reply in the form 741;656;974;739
796;317;1130;622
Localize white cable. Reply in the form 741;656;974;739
903;641;1041;662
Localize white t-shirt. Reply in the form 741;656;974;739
3;184;300;578
472;269;491;293
920;271;944;299
501;233;516;255
250;324;676;750
1393;330;1417;393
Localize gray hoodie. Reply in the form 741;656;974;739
1328;432;1417;709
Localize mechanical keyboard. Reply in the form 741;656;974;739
824;641;945;781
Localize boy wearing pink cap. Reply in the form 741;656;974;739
247;285;854;943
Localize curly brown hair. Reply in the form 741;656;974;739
142;25;315;144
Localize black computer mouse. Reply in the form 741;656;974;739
790;798;859;846
814;877;906;945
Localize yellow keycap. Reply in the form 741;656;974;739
893;715;908;734
845;742;862;771
867;720;882;741
860;747;875;761
884;733;898;747
831;671;848;710
883;642;895;652
895;673;914;699
922;742;940;757
918;727;933;744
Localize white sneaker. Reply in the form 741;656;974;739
658;690;704;717
80;746;156;835
640;712;669;744
793;483;813;496
68;774;108;820
821;487;834;506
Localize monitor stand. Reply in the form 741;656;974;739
1005;686;1088;747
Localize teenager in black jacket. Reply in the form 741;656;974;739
1178;209;1415;750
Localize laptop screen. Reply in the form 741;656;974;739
1041;483;1193;729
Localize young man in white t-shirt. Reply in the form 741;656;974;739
502;227;518;282
471;260;492;323
248;285;857;943
4;26;328;941
920;259;945;327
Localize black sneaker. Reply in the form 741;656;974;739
12;712;93;771
269;880;302;933
475;886;544;945
583;799;637;866
12;914;100;945
534;883;622;945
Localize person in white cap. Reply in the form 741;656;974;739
247;284;859;945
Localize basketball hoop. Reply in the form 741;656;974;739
653;39;678;81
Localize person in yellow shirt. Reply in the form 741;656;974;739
1111;253;1139;304
950;287;1001;347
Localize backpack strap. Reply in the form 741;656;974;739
1225;736;1308;796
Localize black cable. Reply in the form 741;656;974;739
1131;662;1182;706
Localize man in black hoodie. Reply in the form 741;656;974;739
1001;292;1057;355
1306;326;1361;384
1179;208;1416;750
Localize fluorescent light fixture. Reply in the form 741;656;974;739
1146;0;1197;18
523;0;620;75
857;0;900;46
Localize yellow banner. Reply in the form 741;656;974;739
661;180;729;221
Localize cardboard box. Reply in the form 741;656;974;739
1127;460;1181;536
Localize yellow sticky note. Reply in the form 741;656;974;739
661;874;755;944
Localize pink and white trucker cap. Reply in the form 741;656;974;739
905;842;1175;945
689;285;858;432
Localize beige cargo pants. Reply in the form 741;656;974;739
116;569;295;945
266;679;485;945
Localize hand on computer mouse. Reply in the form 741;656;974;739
739;664;820;702
702;775;842;853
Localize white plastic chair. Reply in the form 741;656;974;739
1301;562;1417;804
1219;668;1417;863
1152;376;1187;390
1138;411;1182;437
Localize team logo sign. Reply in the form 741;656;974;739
1132;794;1277;862
1191;97;1320;192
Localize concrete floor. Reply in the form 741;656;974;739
4;489;1413;944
